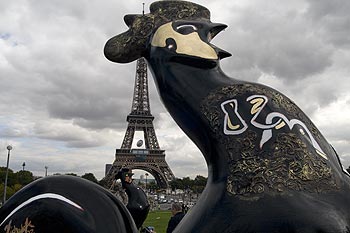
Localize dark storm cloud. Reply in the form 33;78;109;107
42;63;163;130
306;0;350;48
46;92;130;129
220;3;333;82
0;0;141;132
33;119;111;148
279;76;340;117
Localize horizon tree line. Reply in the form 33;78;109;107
2;166;350;201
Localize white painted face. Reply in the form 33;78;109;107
151;22;218;60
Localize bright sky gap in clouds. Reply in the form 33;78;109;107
0;0;349;179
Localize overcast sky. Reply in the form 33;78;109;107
0;0;349;180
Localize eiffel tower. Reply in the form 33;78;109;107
104;58;175;188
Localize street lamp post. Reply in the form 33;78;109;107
145;173;148;193
45;166;48;177
3;145;13;204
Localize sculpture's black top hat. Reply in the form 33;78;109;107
104;0;211;63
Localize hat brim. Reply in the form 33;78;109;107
104;14;154;63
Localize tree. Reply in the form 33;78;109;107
0;184;16;201
82;173;98;183
0;168;103;200
193;175;207;193
13;184;23;193
169;178;184;191
169;176;208;193
0;167;18;186
194;175;207;186
98;179;107;187
148;181;158;192
16;170;34;186
65;173;78;176
182;177;193;190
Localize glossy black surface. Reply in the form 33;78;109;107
123;183;150;229
0;176;138;233
117;169;150;229
104;1;350;232
148;56;350;232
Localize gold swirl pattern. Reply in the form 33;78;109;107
201;84;339;197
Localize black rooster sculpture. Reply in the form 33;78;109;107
0;175;138;233
104;1;350;232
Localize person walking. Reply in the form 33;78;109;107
166;203;185;233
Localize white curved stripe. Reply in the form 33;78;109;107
343;165;350;176
247;95;282;129
221;99;248;135
0;193;83;226
265;112;327;158
176;24;197;31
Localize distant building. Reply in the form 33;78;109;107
105;164;112;176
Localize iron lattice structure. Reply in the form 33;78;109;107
104;58;175;188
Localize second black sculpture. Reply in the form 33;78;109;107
0;175;138;233
105;1;350;232
115;168;150;230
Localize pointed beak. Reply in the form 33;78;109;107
207;23;232;59
209;23;227;40
211;44;232;59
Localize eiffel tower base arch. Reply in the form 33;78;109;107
104;149;174;189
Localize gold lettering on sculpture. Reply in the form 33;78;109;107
227;117;240;130
4;218;35;233
275;121;286;129
227;103;240;130
249;98;264;114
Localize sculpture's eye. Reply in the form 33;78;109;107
176;25;197;35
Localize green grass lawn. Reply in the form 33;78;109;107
142;210;172;233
